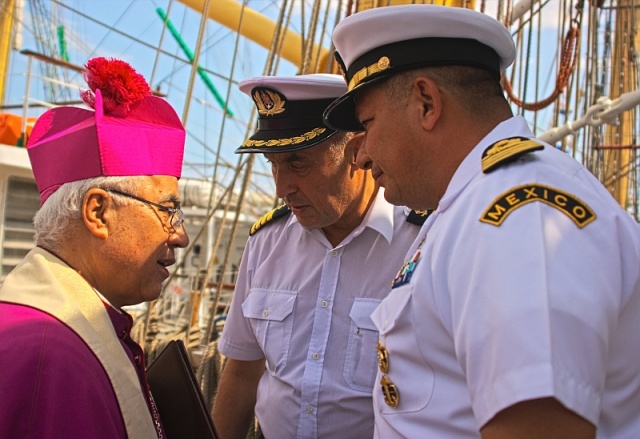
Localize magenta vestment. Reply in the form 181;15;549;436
0;248;164;439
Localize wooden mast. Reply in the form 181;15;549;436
0;0;16;106
603;0;639;210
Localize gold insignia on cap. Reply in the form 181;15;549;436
241;127;327;148
253;89;285;116
348;56;392;91
377;56;390;70
480;183;596;228
482;137;544;173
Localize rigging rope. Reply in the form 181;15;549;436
201;0;292;346
504;25;580;111
300;0;323;74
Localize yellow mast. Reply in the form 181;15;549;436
603;0;638;210
177;0;331;72
177;0;471;74
0;0;16;106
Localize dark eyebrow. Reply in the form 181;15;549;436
159;193;181;208
283;154;307;163
264;152;309;164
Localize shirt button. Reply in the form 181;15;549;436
330;250;338;256
321;300;328;308
262;310;268;317
312;352;320;360
305;406;313;414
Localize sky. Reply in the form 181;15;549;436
4;0;300;198
2;0;585;189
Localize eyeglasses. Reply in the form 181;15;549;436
105;188;184;230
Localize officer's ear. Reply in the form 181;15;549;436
413;76;441;131
344;132;368;175
345;132;365;164
346;132;373;172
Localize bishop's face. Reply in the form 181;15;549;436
98;175;189;308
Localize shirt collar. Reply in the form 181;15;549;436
359;189;395;244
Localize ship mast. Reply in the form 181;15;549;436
602;0;639;212
0;0;17;106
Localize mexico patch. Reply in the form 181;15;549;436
480;184;596;228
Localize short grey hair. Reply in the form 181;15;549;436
34;176;144;252
325;131;355;166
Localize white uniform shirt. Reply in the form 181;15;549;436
372;116;640;438
219;191;422;439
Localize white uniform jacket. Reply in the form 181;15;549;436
372;116;640;438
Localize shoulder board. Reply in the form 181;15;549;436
482;137;544;173
250;204;292;236
406;209;433;225
480;183;596;228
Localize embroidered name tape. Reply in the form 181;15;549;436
480;184;596;228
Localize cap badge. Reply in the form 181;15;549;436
348;56;392;91
253;88;286;116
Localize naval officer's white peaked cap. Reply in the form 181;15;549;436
236;74;347;154
323;4;516;131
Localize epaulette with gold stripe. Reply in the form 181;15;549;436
482;137;544;173
250;204;292;236
406;209;433;226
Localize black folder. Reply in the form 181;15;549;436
146;339;219;439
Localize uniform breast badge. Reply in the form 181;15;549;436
391;239;424;289
377;341;399;407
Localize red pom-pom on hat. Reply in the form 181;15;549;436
80;57;151;116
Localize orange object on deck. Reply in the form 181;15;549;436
0;113;37;147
